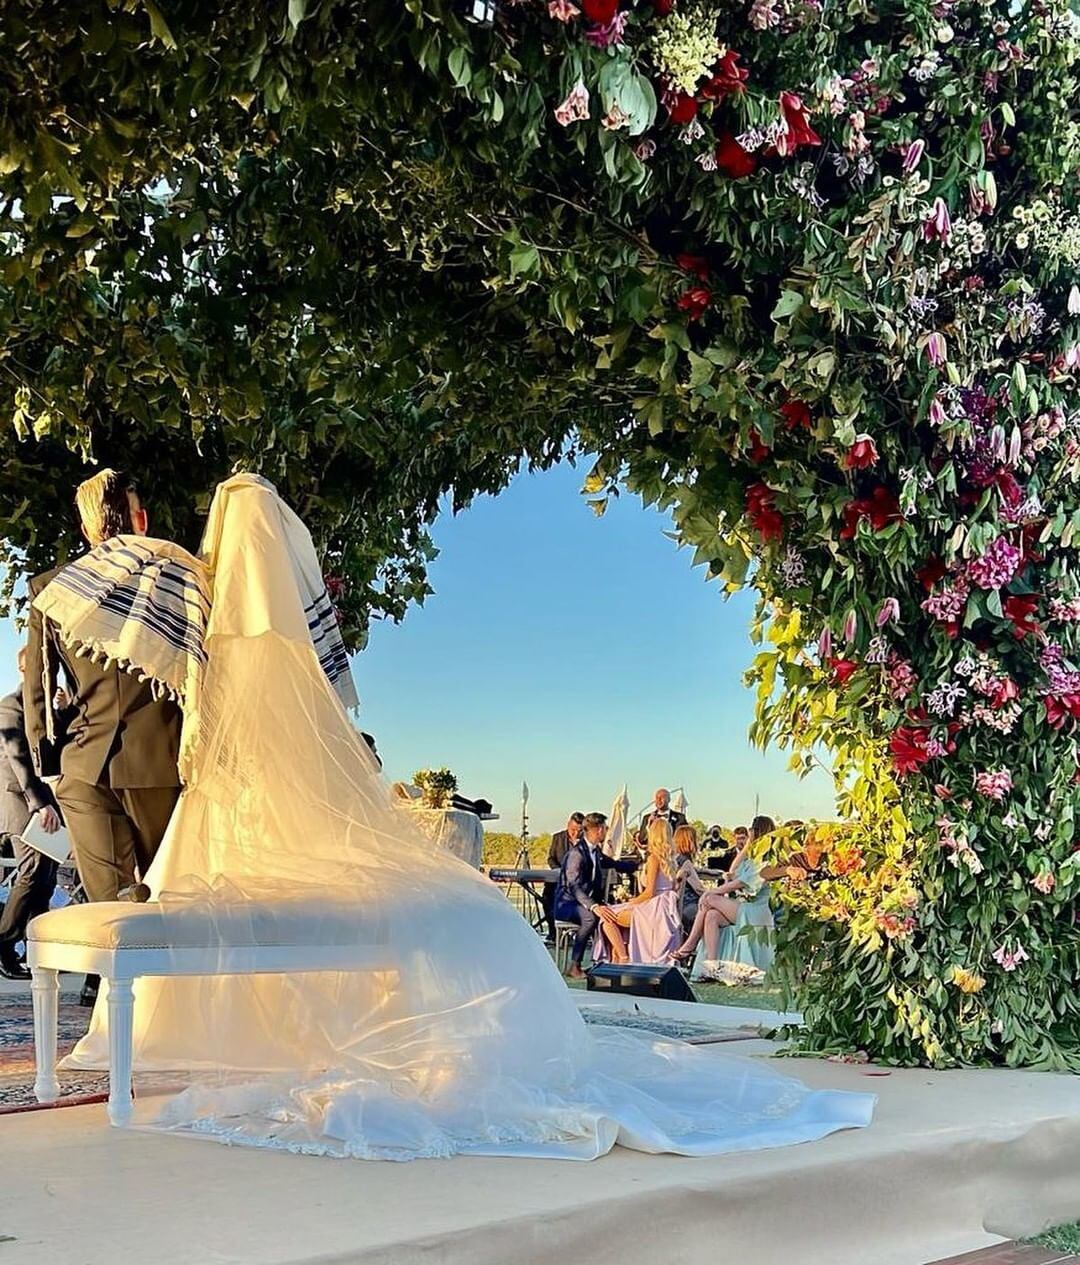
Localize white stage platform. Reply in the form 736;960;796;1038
6;1017;1080;1265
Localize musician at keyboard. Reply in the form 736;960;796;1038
554;812;638;980
542;812;584;942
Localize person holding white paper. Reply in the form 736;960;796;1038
0;647;62;979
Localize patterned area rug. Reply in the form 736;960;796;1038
0;988;107;1109
580;1006;761;1043
0;988;761;1110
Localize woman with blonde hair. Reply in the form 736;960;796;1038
594;816;683;964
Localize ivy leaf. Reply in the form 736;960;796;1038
771;289;804;321
598;59;656;136
448;46;471;88
508;244;539;279
143;0;177;48
288;0;308;27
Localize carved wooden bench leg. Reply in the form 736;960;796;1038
31;967;60;1103
106;977;136;1126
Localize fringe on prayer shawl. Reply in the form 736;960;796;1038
66;635;186;704
42;629;187;747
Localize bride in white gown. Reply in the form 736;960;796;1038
59;474;874;1160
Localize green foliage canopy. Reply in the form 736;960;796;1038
3;0;1080;1065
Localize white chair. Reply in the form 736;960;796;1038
27;899;393;1126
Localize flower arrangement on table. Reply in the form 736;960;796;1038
412;767;459;809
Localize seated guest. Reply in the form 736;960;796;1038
702;822;736;873
594;819;681;965
543;812;584;942
554;812;636;979
673;815;776;978
673;823;705;935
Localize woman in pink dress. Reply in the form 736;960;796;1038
594;818;681;964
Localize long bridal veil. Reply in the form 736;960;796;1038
65;474;873;1159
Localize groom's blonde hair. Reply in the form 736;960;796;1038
75;469;137;545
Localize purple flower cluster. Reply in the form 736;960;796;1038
1040;643;1080;693
967;536;1021;590
922;575;970;621
1049;596;1080;622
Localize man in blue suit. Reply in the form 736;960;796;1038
554;812;638;979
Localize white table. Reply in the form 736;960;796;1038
401;806;486;869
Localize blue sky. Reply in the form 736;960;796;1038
353;461;835;834
0;461;836;836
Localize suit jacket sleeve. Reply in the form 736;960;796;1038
547;832;561;869
22;585;49;772
0;697;52;815
600;854;640;876
563;848;594;909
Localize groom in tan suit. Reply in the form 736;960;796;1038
23;470;182;922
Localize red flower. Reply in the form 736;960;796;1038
699;50;749;102
746;482;785;543
779;399;812;430
713;132;757;178
747;428;771;463
890;726;931;776
988;677;1020;709
1003;594;1041;640
1045;694;1080;730
866;486;901;529
666;91;698;124
844;436;879;470
581;0;618;22
651;0;674;13
829;657;859;686
1019;522;1045;568
840;487;901;539
916;556;948;591
676;252;710;281
775;91;822;157
676;285;711;320
996;470;1023;506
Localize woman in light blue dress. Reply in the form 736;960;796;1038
673;815;776;982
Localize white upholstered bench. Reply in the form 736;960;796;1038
27;899;393;1126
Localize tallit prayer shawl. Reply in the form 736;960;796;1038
33;536;211;728
33;479;358;743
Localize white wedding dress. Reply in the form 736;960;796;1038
64;474;874;1160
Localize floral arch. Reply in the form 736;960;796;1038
2;0;1079;1064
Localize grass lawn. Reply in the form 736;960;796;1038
1031;1222;1080;1253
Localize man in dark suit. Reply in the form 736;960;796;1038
542;811;584;941
0;648;63;979
554;812;637;979
635;788;688;852
23;470;182;919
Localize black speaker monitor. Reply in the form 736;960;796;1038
585;963;696;1003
